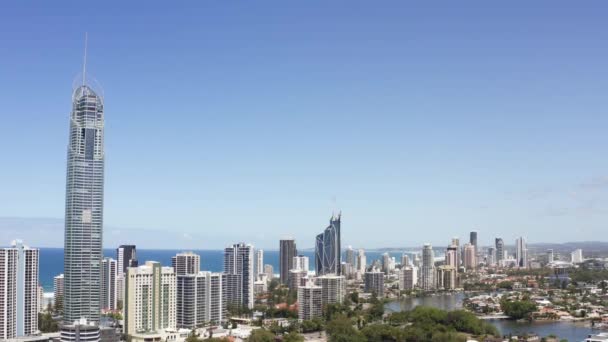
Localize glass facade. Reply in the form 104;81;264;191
314;213;341;276
63;85;104;324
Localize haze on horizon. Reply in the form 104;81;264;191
1;2;607;250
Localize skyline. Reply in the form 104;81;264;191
2;2;608;249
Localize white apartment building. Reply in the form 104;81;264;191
315;275;345;305
125;261;176;337
399;267;418;290
297;282;322;320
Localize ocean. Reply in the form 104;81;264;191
39;248;410;291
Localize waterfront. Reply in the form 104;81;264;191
386;293;604;341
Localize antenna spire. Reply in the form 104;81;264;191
82;32;88;86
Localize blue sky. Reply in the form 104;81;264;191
1;2;607;249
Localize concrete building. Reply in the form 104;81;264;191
297;282;322;321
516;237;528;269
292;256;309;272
451;237;460;268
254;250;264;277
364;271;384;297
124;261;176;336
172;252;200;276
279;239;297;285
0;240;39;339
495;238;504;266
345;246;356;270
421;244;435;291
53;274;64;312
487;247;496;267
356;249;366;274
263;265;274;280
223;243;254;309
571;249;584;264
463;243;476;270
398;267;417;290
288;270;308;291
176;271;225;328
546;249;554;264
63;82;105;324
60;319;100;342
445;245;458;269
100;258;117;311
435;266;457;290
315;275;345;305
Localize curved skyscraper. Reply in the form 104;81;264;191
314;213;341;276
63;83;105;324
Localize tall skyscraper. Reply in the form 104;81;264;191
64;75;105;324
571;249;584;264
315;275;346;305
546;249;554;264
100;258;117;311
345;246;356;269
445;245;458;269
172;252;200;276
451;237;460;268
421;244;435;291
398;267;417;290
0;240;39;339
463;243;476;270
495;238;504;266
54;274;65;313
176;271;225;328
116;245;137;277
469;231;478;252
516;237;528;269
356;249;366;274
124;261;176;336
254;249;264;276
279;239;297;284
223;243;254;309
315;213;341;276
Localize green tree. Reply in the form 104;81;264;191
500;299;537;320
326;316;366;342
283;332;304;342
247;328;275;342
38;311;59;333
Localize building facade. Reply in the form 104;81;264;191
315;213;341;276
297;283;322;321
516;237;528;269
421;244;435;291
124;261;176;336
116;245;137;278
176;271;225;328
495;238;504;266
223;243;254;309
398;267;417;290
279;239;297;285
172;252;200;276
463;243;476;270
254;249;264;277
315;275;345;305
101;258;117;311
364;271;384;297
64;83;105;324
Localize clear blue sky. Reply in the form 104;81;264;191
1;1;607;249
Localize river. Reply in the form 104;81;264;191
385;293;605;341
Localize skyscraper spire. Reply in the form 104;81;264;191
82;32;88;86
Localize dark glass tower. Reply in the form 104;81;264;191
63;84;105;324
314;213;341;276
279;239;297;284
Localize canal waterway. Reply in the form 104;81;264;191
385;292;604;341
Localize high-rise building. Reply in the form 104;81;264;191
254;249;264;277
356;249;366;274
60;318;101;342
315;213;341;276
445;245;458;269
421;244;435;291
297;282;322;320
124;261;176;336
176;271;225;328
116;245;137;277
401;254;410;267
487;247;496;267
315;275;345;305
288;270;308;291
516;237;528;269
435;266;457;290
546;249;554;264
64;77;105;324
54;274;64;312
280;239;297;284
293;255;309;272
571;249;584;264
463;243;476;270
263;264;274;280
172;252;200;276
451;237;460;268
398;267;417;290
223;243;254;309
0;240;39;339
100;258;117;311
345;246;356;270
469;231;478;253
495;238;504;266
381;253;391;274
364;271;384;297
